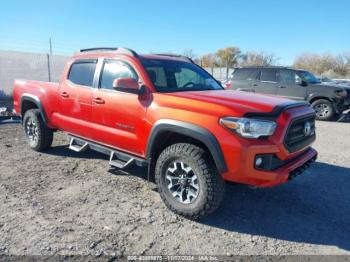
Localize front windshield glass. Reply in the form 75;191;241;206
298;70;321;84
141;58;223;92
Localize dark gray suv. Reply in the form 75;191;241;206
227;67;350;120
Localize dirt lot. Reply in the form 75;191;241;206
0;121;349;257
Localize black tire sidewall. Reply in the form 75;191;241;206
23;110;42;150
155;143;224;219
311;99;334;121
158;154;208;214
23;109;53;151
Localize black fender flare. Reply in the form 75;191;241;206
146;119;227;173
20;93;48;125
306;94;334;104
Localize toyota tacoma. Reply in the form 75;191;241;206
13;48;317;219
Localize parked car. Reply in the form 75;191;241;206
227;67;350;120
13;48;317;219
333;79;350;87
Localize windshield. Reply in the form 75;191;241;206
297;70;321;84
140;58;223;92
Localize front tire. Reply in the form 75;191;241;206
23;109;53;151
155;143;225;220
311;99;335;121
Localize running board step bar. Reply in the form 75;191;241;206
67;135;147;169
109;151;135;169
69;137;89;152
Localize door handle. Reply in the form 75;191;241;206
253;84;258;87
278;85;286;88
93;97;105;104
61;91;69;98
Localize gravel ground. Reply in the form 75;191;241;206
0;121;349;258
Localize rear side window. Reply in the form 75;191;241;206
260;69;277;82
68;60;97;87
100;60;138;90
279;70;296;85
232;68;258;80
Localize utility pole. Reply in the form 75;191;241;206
49;37;53;55
47;54;51;82
47;37;52;82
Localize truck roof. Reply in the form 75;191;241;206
236;66;307;72
72;47;193;63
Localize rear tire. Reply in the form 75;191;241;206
23;109;53;151
311;99;335;121
155;143;225;220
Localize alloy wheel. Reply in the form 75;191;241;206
165;161;199;204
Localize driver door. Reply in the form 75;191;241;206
276;69;307;100
91;59;147;155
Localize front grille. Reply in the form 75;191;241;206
284;114;316;153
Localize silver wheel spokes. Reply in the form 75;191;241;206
314;104;329;117
166;161;199;204
26;118;38;143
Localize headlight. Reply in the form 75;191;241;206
219;117;277;138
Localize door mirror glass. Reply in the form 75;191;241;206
113;78;142;94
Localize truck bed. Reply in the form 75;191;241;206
13;79;59;126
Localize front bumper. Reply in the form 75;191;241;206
223;146;317;187
220;105;318;187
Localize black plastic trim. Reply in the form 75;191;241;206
244;101;309;119
255;149;308;171
146;119;227;173
153;53;194;63
68;134;148;167
284;113;316;153
80;47;118;52
20;94;47;124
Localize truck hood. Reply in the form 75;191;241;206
312;82;349;91
162;90;297;116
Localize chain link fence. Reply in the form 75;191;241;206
0;50;232;107
0;50;68;99
203;67;234;81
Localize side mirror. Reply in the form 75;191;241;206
113;78;144;94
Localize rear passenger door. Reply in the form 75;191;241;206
253;69;278;95
230;68;259;92
58;59;97;138
276;69;307;100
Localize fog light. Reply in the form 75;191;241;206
255;157;263;167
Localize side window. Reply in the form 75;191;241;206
260;69;277;82
146;66;167;88
232;68;259;80
279;70;296;85
68;60;97;87
100;60;138;90
174;68;206;87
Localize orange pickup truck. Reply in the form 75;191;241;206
13;47;317;219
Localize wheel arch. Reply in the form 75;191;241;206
146;119;227;180
20;94;48;125
307;95;333;104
